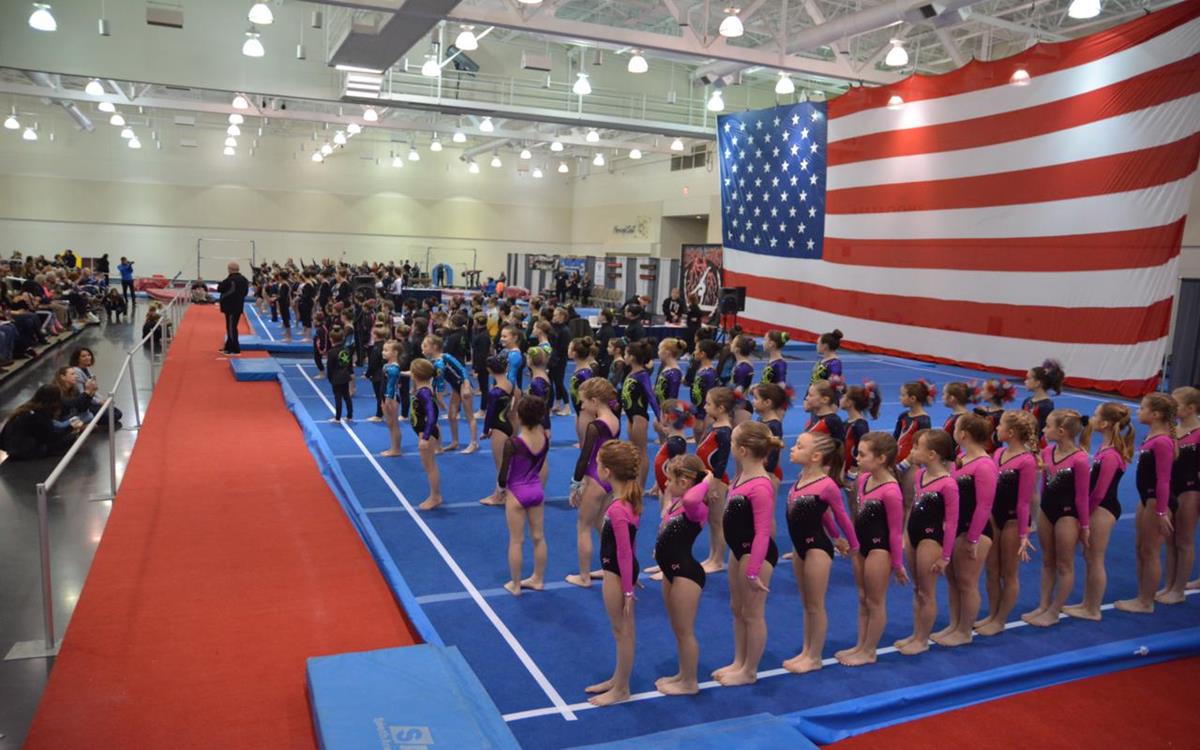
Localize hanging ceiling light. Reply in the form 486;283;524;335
719;8;743;38
775;72;795;95
128;137;142;149
517;0;542;4
85;79;105;96
592;152;605;167
120;127;134;139
333;130;347;145
1067;0;1101;19
224;136;238;147
467;160;480;174
532;167;544;179
429;136;443;152
887;94;904;109
228;113;244;125
347;122;362;135
224;146;236;156
550;139;564;152
670;137;684;152
455;26;479;51
247;2;274;25
1010;68;1031;86
242;27;265;58
97;101;115;113
22;125;38;141
227;124;242;136
408;146;420;161
557;161;569;174
363;107;379;122
586;129;600;143
421;56;441;77
232;94;249;110
490;153;502;168
391;155;403;168
572;72;592;96
109;112;126;126
884;39;909;68
4;108;19;130
452;128;467;143
479;116;495;133
28;3;57;31
706;89;725;112
520;147;532;160
629;147;642;159
312;151;324;162
320;143;333;155
627;52;648;74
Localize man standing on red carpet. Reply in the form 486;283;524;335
218;262;249;355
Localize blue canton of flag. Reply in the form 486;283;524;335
718;102;828;260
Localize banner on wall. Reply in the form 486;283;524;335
680;244;724;311
529;254;559;272
558;257;588;275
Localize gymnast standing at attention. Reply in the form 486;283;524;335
841;381;880;517
586;440;643;707
697;387;736;573
729;335;757;426
652;338;686;444
752;383;788;489
567;378;621;588
1023;359;1065;442
804;380;846;442
409;359;443;511
690;339;721;442
622;339;661;489
379;340;403;458
977;379;1017;451
499;396;550;597
568;336;597;446
941;381;978;454
783;431;856;673
759;330;789;388
713;421;783;687
524;345;554;486
1160;386;1199;604
479;355;516;507
894;380;934;470
811;329;844;383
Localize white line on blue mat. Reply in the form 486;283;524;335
247;304;275;342
296;364;578;721
417;581;577;604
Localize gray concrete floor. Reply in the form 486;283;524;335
0;301;167;748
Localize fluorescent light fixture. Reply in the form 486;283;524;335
333;130;347;145
228;113;244;124
467;160;480;174
572;72;591;96
775;72;795;95
392;155;403;167
97;101;115;113
719;9;743;38
320;143;333;155
312;152;324;162
248;2;273;25
455;26;478;51
629;148;642;159
129;137;142;149
224;136;237;147
1010;68;1031;86
706;89;724;112
452;129;466;143
557;161;569;174
520;148;532;160
29;3;56;31
490;154;502;168
227;124;241;136
242;27;264;58
363;107;379;122
347;122;362;135
550;139;563;152
232;94;249;110
670;137;684;151
532;167;543;178
85;79;105;96
586;129;599;143
627;52;648;74
479;116;494;133
335;64;383;74
109;112;126;126
884;39;908;68
421;56;441;77
120;127;134;139
887;94;904;109
592;152;605;167
429;136;442;152
408;146;420;161
1068;0;1101;19
23;126;38;141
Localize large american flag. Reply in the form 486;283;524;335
722;1;1200;397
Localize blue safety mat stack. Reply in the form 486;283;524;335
566;713;817;750
236;335;311;353
308;644;521;750
228;358;282;381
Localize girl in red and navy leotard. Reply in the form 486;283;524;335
498;396;551;596
409;359;444;511
1022;359;1064;448
653;338;686;444
729;335;756;425
760;330;789;390
810;329;843;384
783;430;857;673
653;400;693;498
587;440;643;707
935;413;997;647
1116;393;1178;614
1163;387;1200;602
804;379;846;442
894;380;934;469
942;381;979;455
752;383;789;486
1024;408;1090;627
840;381;881;492
713;422;782;686
653;454;711;695
896;429;959;655
697;387;736;573
1064;402;1133;620
976;410;1039;636
838;432;908;667
690;338;721;442
622;339;661;489
566;378;621;590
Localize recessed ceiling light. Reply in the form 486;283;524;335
232;94;249;110
479;116;494;133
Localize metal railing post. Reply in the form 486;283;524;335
149;334;157;386
128;356;142;427
108;398;118;496
35;483;55;651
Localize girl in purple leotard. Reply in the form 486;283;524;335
566;378;620;589
500;396;550;597
586;440;643;707
526;345;554;487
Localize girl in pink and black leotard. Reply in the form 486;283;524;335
566;378;621;590
783;431;857;674
585;440;643;708
498;396;550;597
976;410;1039;637
1162;386;1200;603
712;421;783;687
1116;393;1179;614
896;429;960;656
837;432;908;668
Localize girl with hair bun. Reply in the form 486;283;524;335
804;380;846;442
566;378;622;589
729;335;757;426
761;330;790;388
752;383;789;488
1162;386;1199;603
698;387;737;573
942;381;980;454
690;339;721;442
894;380;934;469
1023;359;1065;442
568;336;597;447
840;381;879;519
622;339;661;488
811;329;844;384
653;338;687;445
977;379;1017;451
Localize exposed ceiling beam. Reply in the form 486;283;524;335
933;26;970;67
328;0;460;73
968;13;1069;42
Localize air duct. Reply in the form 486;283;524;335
24;70;95;132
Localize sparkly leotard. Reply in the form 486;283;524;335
600;499;640;595
723;475;778;576
654;480;709;587
955;456;998;542
786;475;857;560
1040;446;1091;529
907;468;960;561
854;476;904;570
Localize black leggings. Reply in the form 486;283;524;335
121;280;134;304
332;383;353;419
313;349;324;371
372;378;385;418
475;366;489;413
550;362;568;408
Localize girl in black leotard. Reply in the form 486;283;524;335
479;355;516;507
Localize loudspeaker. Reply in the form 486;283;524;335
351;275;377;300
719;286;746;314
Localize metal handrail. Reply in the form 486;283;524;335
26;278;193;656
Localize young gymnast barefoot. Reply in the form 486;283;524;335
1064;403;1133;621
479;355;515;506
585;440;643;707
567;336;597;447
1115;393;1177;613
712;422;783;687
697;387;736;573
653;455;711;696
783;432;857;674
500;396;550;596
932;414;996;647
753;383;789;490
836;432;909;667
651;338;686;446
566;378;620;588
1160;387;1199;604
379;341;403;457
841;381;880;520
690;339;720;442
975;411;1039;636
622;339;662;489
1022;409;1090;627
410;359;444;511
645;401;694;581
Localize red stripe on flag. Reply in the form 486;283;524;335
821;221;1185;272
828;1;1200;120
723;270;1172;346
827;133;1200;213
828;55;1200;165
735;315;1160;398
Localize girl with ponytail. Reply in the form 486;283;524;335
1064;402;1134;620
761;330;790;389
729;334;757;426
566;378;621;589
977;379;1017;451
652;339;687;444
942;381;980;454
811;329;844;384
1023;359;1065;443
568;336;597;447
1162;387;1200;603
841;381;880;520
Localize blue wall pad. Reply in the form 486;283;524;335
308;644;521;750
237;335;312;353
229;358;282;381
566;713;816;750
789;626;1200;745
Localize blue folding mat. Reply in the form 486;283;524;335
247;348;1200;749
228;357;282;381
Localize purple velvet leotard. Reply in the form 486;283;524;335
528;375;552;429
498;435;549;508
574;418;616;493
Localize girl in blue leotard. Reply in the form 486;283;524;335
380;340;403;457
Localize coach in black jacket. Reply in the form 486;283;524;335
217;262;250;354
